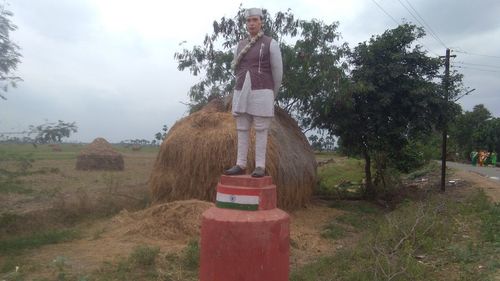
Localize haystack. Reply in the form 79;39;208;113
76;137;124;171
149;99;317;210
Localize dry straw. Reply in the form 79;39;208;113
76;137;124;171
149;99;317;210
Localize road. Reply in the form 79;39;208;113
446;161;500;202
446;161;500;181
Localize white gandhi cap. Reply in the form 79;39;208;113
245;8;263;19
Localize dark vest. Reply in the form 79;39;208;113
235;35;274;91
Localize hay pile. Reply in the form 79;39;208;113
111;200;213;240
149;99;317;210
76;137;124;171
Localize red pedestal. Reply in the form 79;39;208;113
200;175;290;281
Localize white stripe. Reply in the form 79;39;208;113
216;192;259;205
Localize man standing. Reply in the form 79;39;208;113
224;8;283;178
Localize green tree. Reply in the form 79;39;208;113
450;104;492;158
29;120;78;144
174;6;347;130
471;117;500;153
311;24;442;197
154;125;169;143
0;3;22;100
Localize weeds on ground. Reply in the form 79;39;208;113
181;239;200;270
320;222;348;239
129;245;160;267
0;149;60;194
317;157;364;199
321;201;382;240
405;161;439;180
93;242;198;281
292;190;500;281
0;229;80;254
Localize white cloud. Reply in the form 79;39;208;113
2;0;500;142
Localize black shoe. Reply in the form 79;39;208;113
224;165;246;175
251;167;265;178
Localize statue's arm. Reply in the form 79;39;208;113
270;39;283;99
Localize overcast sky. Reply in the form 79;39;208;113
1;0;499;142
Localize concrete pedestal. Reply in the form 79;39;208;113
200;175;290;281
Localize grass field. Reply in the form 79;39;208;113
317;155;365;198
0;146;498;280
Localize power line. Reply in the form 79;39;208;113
454;61;500;69
397;0;447;49
370;0;440;57
454;50;500;60
370;0;399;25
452;65;500;73
402;0;447;49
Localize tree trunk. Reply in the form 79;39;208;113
363;148;374;198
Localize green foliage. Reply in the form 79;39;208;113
29;120;78;144
154;124;169;144
317;157;364;198
292;190;500;281
308;134;335;151
129;245;160;267
175;6;347;128
405;161;439;180
390;140;427;173
460;191;500;244
449;104;498;159
312;24;443;197
0;229;79;254
0;3;22;100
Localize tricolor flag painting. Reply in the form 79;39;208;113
216;191;260;211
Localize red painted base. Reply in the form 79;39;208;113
199;175;290;281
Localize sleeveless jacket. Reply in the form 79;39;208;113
235;35;274;91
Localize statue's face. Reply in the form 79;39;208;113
246;15;262;37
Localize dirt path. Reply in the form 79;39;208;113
450;168;500;202
17;199;349;279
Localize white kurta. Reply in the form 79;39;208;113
232;39;283;117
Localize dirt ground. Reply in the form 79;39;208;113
1;149;354;279
2;149;499;280
17;199;351;279
449;169;500;202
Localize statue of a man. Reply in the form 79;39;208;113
224;8;283;178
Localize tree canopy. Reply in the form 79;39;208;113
450;104;499;156
174;6;347;130
0;3;22;100
29;120;78;144
310;24;443;195
175;8;466;198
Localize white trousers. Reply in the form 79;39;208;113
235;113;272;169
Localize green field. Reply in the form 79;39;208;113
0;146;498;280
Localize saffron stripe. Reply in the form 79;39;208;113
217;185;262;196
216;201;259;211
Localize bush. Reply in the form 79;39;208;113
390;141;426;173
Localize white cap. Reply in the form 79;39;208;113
244;8;263;19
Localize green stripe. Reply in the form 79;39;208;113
216;201;259;211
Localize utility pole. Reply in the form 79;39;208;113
440;48;456;192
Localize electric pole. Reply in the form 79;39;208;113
440;48;456;192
